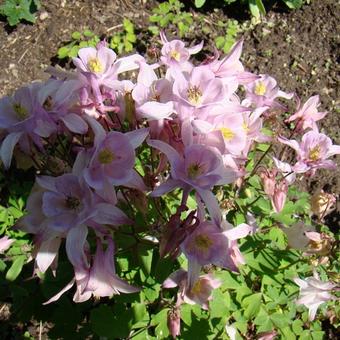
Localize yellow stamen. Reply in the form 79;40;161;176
191;279;203;295
170;50;181;61
187;85;203;105
66;196;80;210
88;58;103;73
309;146;320;161
13;103;29;121
98;148;115;164
194;234;213;251
187;163;204;179
254;81;267;96
220;127;235;141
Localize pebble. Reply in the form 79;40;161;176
39;11;49;21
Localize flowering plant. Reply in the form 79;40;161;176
0;34;338;339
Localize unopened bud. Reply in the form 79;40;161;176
167;307;181;339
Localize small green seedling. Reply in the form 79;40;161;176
0;0;40;26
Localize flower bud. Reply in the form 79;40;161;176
271;180;288;213
167;307;181;339
260;170;276;197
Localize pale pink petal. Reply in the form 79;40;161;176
36;237;61;273
125;127;149;149
0;236;14;253
61;113;88;134
93;203;132;225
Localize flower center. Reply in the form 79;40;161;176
254;81;267;96
88;58;103;73
187;85;203;105
98;148;115;164
13;103;29;120
170;50;181;61
194;234;213;251
65;196;80;210
187;162;204;179
43;96;53;111
309;145;321;161
220;127;235;141
190;279;203;295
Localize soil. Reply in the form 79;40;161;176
0;0;339;335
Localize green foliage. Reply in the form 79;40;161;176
149;0;193;37
110;18;136;54
0;0;40;26
193;0;306;19
215;19;240;53
57;29;100;59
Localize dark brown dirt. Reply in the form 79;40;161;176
0;0;339;200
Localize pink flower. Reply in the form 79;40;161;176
0;236;14;253
132;61;174;121
173;66;225;112
245;74;293;109
148;139;239;223
294;273;336;321
84;239;140;298
160;31;203;68
278;130;340;174
163;269;221;310
0;84;56;168
84;117;149;190
286;95;327;131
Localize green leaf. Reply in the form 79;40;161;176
292;319;303;335
195;0;206;8
243;293;262;319
270;312;289;329
282;0;303;9
83;29;94;37
90;305;116;338
6;255;26;281
210;289;230;318
71;31;82;40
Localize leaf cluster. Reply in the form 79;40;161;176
0;0;40;26
149;0;193;37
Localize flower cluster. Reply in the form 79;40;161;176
0;33;338;335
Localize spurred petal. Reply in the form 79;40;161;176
147;139;181;166
0;132;23;169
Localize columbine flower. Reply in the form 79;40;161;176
0;84;56;168
163;269;221;310
132;61;174;121
311;189;336;219
245;74;293;109
73;43;144;86
160;31;203;68
282;222;314;250
294;273;336;321
173;66;225;112
147;140;239;223
304;231;333;256
278;130;340;174
84;117;149;190
286;95;327;131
